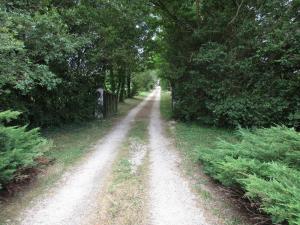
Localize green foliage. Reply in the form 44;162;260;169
0;111;50;189
160;91;173;120
156;0;300;128
0;110;21;123
132;70;157;95
0;0;153;126
198;126;300;224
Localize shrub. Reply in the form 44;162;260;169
198;126;300;224
132;70;157;93
0;110;50;190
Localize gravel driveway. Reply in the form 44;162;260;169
14;88;208;225
148;87;208;225
17;93;154;225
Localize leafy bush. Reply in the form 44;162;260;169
0;110;50;190
198;126;300;224
159;0;300;128
0;2;152;127
132;70;157;94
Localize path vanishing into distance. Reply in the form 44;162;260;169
12;88;209;225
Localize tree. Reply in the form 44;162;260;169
153;0;300;127
0;0;153;126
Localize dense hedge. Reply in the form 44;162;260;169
0;111;50;190
157;0;300;128
198;126;300;224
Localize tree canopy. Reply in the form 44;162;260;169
154;0;300;127
0;0;155;126
1;1;300;223
0;0;299;128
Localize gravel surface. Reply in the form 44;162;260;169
129;138;148;174
148;87;209;225
16;93;154;225
11;88;210;225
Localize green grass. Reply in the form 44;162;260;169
44;96;145;167
160;91;235;161
174;123;237;170
160;91;173;120
129;120;148;141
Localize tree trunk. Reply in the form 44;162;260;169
109;66;116;94
127;72;131;98
195;0;201;26
117;69;126;102
119;76;125;102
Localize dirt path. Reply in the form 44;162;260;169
12;88;211;225
148;87;208;225
16;92;155;225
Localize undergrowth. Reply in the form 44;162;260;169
199;126;300;225
0;111;50;190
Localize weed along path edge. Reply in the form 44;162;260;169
15;92;156;225
148;87;209;225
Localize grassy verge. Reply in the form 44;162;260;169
44;96;145;167
97;118;149;225
0;95;146;224
160;91;251;225
160;91;173;120
161;92;300;225
160;91;236;172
